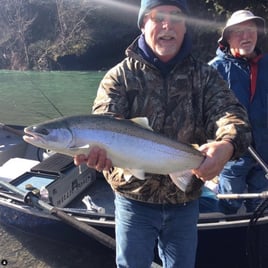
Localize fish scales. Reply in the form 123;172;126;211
23;114;204;176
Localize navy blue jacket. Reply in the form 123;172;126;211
209;47;268;163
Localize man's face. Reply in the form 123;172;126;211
142;5;186;62
227;20;258;58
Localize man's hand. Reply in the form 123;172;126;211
74;146;112;171
193;140;234;181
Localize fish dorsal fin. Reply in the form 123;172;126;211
130;117;153;131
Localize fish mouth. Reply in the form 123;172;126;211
23;128;45;144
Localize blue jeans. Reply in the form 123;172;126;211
219;156;268;214
114;193;199;268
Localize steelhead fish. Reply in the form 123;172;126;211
23;114;204;189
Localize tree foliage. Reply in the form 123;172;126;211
0;0;97;70
0;0;267;70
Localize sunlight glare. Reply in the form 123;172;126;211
85;0;224;32
88;0;139;14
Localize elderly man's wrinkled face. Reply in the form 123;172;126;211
227;20;258;58
142;5;186;62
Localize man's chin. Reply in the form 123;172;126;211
156;50;178;62
238;48;255;57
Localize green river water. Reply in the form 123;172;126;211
0;70;104;126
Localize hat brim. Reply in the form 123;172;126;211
218;17;266;46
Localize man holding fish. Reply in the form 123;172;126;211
73;1;251;267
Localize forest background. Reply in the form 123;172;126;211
0;0;268;71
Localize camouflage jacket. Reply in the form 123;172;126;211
92;37;252;204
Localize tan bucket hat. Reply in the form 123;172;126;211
218;10;266;47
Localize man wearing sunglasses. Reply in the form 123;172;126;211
209;10;268;214
74;1;251;267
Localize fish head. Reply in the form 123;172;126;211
23;122;73;152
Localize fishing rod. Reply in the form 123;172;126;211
217;146;268;200
0;123;24;136
248;145;268;179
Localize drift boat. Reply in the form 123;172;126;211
0;124;268;268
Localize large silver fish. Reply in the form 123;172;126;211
23;115;204;189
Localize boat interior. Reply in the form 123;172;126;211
1;124;268;230
2;124;268;268
0;125;115;227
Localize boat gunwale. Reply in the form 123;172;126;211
1;192;268;230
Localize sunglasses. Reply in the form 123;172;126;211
145;10;186;24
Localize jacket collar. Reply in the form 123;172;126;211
216;46;262;62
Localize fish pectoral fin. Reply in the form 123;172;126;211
130;117;153;131
69;144;90;149
69;144;91;155
123;169;146;181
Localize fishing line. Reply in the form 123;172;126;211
25;72;64;117
34;85;64;117
31;80;64;117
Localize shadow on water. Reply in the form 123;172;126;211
0;223;116;268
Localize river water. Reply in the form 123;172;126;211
0;70;117;268
0;70;104;125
